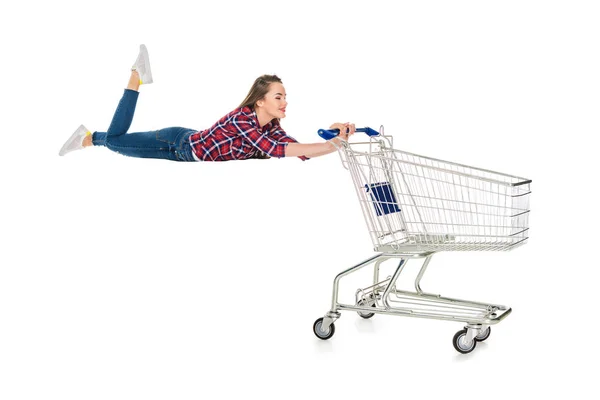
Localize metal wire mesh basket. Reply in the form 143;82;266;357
339;132;531;252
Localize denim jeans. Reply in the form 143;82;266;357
92;89;197;162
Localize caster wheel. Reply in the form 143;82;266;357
313;317;335;340
453;329;477;354
357;298;376;319
475;326;491;342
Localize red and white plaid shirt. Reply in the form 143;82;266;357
189;106;309;161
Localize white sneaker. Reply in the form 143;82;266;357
132;44;153;85
59;124;91;156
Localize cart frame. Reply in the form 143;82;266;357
313;127;530;354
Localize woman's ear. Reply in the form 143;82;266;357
256;100;264;107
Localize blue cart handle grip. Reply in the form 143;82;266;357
317;127;380;140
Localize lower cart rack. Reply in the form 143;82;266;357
313;252;511;354
352;280;511;325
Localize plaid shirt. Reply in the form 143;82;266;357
189;106;309;161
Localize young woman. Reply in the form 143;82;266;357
59;45;355;161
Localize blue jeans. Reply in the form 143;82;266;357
92;89;197;162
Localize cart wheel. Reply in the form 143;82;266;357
357;298;376;319
313;318;335;340
453;329;477;354
475;326;491;342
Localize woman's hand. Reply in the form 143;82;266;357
329;122;356;141
285;122;356;158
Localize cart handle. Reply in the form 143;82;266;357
317;127;380;140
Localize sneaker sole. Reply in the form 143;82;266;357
139;44;153;84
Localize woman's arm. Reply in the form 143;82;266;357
285;139;341;158
285;123;355;158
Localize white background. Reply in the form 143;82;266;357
1;0;598;398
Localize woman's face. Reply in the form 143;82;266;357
257;82;287;119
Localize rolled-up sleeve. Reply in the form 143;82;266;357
269;125;310;161
232;114;288;158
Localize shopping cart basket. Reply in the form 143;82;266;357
312;126;531;354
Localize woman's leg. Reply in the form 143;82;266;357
89;70;198;162
94;126;197;162
108;72;141;136
60;47;153;157
87;71;140;149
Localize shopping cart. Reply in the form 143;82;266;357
312;126;531;354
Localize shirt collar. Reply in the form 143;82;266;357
243;106;275;132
